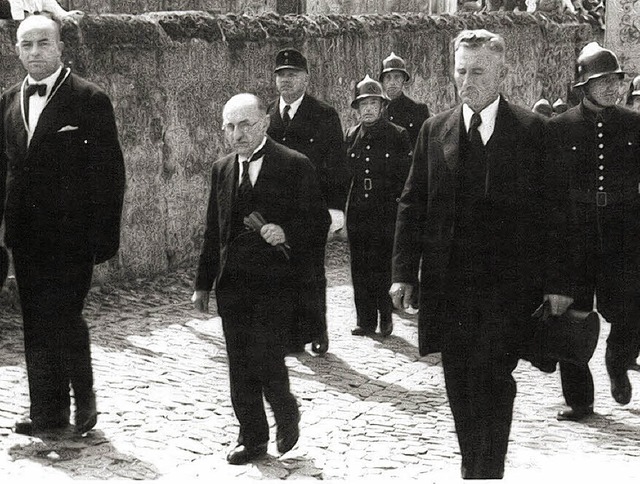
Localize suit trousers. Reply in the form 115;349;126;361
12;249;94;426
347;204;394;330
441;290;520;479
218;283;300;447
561;213;640;408
292;243;327;347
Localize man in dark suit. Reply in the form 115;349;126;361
267;48;348;355
379;52;431;147
0;14;125;436
390;29;569;479
192;93;328;465
548;42;640;421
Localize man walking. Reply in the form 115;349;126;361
548;42;640;421
193;94;328;464
390;29;563;478
267;48;348;355
0;13;125;436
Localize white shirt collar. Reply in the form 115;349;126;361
279;94;305;119
462;95;501;145
27;65;63;98
237;137;267;186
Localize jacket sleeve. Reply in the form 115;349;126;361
321;108;349;211
392;121;431;285
195;165;221;292
393;127;413;200
86;90;126;264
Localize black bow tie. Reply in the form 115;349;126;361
26;83;47;98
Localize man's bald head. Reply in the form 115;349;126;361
15;14;64;81
222;93;270;158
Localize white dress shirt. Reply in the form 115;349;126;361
10;0;68;19
462;95;501;145
25;65;62;145
279;94;304;120
237;137;267;187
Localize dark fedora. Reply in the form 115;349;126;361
526;300;600;371
0;246;8;291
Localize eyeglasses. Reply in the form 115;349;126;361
222;120;260;134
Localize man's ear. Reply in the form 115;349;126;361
58;40;65;54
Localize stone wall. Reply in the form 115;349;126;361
0;12;600;280
604;0;640;76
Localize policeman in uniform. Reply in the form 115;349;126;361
553;98;569;115
267;48;348;355
379;52;431;147
532;98;553;117
346;75;412;337
547;42;640;421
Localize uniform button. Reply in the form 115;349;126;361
629;141;633;146
385;153;390;158
365;157;370;162
598;133;603;138
599;154;604;159
389;116;394;120
598;144;604;149
364;193;369;198
409;123;414;127
84;139;88;144
309;138;314;143
599;165;604;170
366;145;370;150
282;137;287;142
571;146;577;151
597;122;603;128
351;153;355;158
365;169;370;174
599;176;604;181
395;197;400;203
598;186;604;191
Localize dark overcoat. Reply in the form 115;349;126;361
392;97;551;356
384;93;430;148
0;71;125;265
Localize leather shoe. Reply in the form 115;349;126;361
351;326;375;336
14;417;69;436
311;331;329;355
379;320;393;337
276;422;299;454
610;373;632;405
556;406;594;422
75;392;98;434
226;443;268;465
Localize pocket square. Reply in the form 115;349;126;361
57;125;79;133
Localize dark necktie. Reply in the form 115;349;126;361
238;148;266;199
468;112;483;149
26;83;47;98
282;104;291;127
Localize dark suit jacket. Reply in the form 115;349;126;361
267;94;349;211
195;137;329;299
392;97;550;356
0;70;125;265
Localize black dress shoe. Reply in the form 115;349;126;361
276;422;299;454
610;373;632;405
379;320;393;337
351;326;375;336
556;406;594;422
75;392;98;434
311;331;329;355
14;418;69;436
226;443;268;465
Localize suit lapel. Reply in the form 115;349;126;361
485;98;516;173
8;89;28;157
26;69;72;156
252;138;275;196
440;105;462;170
219;154;238;243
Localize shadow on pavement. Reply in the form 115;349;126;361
580;412;640;446
8;429;159;479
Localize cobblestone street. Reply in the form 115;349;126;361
1;242;639;483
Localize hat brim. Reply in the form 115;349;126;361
379;68;410;82
274;66;307;73
632;90;640;97
574;69;625;87
351;94;390;109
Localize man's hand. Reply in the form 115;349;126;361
260;223;286;246
192;290;210;313
544;293;574;316
389;282;414;311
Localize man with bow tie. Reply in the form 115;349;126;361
0;13;125;436
267;48;348;355
192;93;328;465
390;29;563;479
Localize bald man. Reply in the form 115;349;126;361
193;93;328;465
0;13;125;436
